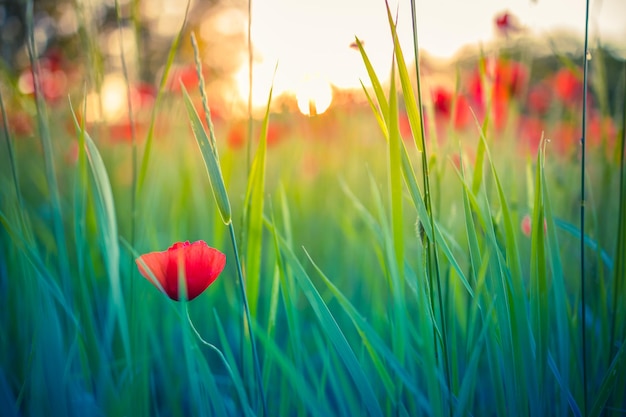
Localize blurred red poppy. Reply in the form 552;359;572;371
227;122;246;149
167;65;200;93
553;68;582;104
521;215;532;237
2;110;33;137
136;240;226;301
495;11;521;35
527;83;552;115
399;111;412;141
432;87;452;119
518;115;545;155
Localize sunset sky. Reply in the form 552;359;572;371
227;0;625;106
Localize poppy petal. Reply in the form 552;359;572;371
136;250;169;292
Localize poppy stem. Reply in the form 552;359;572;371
185;306;252;415
227;222;268;416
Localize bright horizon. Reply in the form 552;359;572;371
227;0;625;111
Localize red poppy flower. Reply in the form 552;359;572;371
136;240;226;301
398;111;412;141
527;83;552;115
167;65;200;93
554;68;582;104
432;87;452;119
521;215;532;237
518;116;545;155
495;11;521;36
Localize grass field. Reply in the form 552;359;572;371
1;1;626;416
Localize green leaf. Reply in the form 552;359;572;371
182;85;232;224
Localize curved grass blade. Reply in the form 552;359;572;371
303;248;432;414
250;317;334;417
266;220;384;417
0;211;78;327
69;102;130;362
589;339;626;417
385;1;422;152
25;0;71;289
181;85;232;225
243;78;274;314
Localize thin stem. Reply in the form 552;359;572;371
0;91;27;229
115;0;138;344
580;0;590;414
186;306;252;416
228;222;268;416
609;62;626;368
409;1;452;415
247;0;253;175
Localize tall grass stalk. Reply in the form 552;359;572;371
114;0;138;332
0;92;26;230
25;0;71;293
607;62;626;413
247;0;254;174
406;1;452;413
185;33;267;415
580;0;591;413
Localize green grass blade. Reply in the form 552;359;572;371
250;317;334;417
589;339;626;417
387;61;405;278
385;1;422;152
212;311;255;417
303;248;431;414
530;143;549;413
243;80;274;315
266;219;384;417
0;211;78;327
136;0;190;195
182;85;232;224
453;300;495;417
25;0;71;287
354;38;389;121
69;103;131;362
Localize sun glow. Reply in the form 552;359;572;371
295;77;333;116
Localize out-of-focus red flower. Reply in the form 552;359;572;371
167;65;200;93
431;88;472;131
499;60;527;98
588;113;617;148
549;122;578;155
553;68;582;104
265;122;287;147
131;82;157;111
433;87;452;119
453;94;471;130
65;141;79;165
18;67;68;103
227;122;246;149
527;83;552;115
495;11;521;36
17;49;71;104
467;70;485;117
399;111;413;141
469;59;527;131
518;116;545;155
521;214;547;237
136;240;226;301
2;110;33;137
108;121;148;142
521;215;532;237
450;149;476;171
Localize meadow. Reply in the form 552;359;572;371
1;1;625;416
